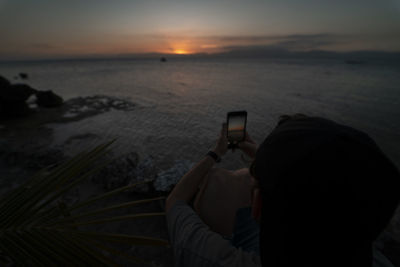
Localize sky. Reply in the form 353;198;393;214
1;0;400;59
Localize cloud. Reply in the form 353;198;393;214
271;34;338;51
201;44;218;49
130;33;341;52
110;32;341;54
210;33;329;42
213;33;339;52
30;43;60;50
115;31;390;54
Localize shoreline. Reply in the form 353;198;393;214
0;94;192;192
0;94;178;266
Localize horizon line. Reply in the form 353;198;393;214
1;49;400;63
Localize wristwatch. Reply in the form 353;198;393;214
207;151;221;163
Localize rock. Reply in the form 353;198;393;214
0;84;36;103
127;156;161;193
127;180;151;194
135;156;159;181
64;133;99;145
36;90;63;107
19;73;28;79
62;95;135;119
23;148;64;170
0;75;10;90
0;143;64;170
153;160;194;192
0;77;64;118
91;152;139;190
0;84;37;118
0;102;32;117
7;84;37;102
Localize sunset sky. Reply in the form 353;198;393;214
1;0;400;59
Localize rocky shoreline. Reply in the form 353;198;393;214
0;92;191;191
0;76;185;266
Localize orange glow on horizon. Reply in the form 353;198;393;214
173;49;190;54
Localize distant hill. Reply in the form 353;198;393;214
1;49;400;63
209;47;400;62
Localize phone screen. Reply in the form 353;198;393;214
227;111;247;143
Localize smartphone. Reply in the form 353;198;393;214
227;110;247;148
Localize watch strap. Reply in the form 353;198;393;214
207;151;221;163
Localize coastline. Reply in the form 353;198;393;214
0;95;177;266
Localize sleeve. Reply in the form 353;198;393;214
166;200;261;267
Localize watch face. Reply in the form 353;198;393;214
208;151;220;162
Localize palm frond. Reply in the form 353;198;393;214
69;179;153;212
0;142;169;266
61;230;169;246
46;196;165;226
79;236;150;265
52;212;165;227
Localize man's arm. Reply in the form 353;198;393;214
166;201;261;267
165;123;228;212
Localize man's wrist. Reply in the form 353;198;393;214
213;147;224;157
207;150;221;163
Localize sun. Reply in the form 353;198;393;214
173;49;189;55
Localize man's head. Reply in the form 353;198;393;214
251;115;400;266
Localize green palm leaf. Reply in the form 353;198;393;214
0;142;169;266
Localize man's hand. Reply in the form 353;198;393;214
238;131;257;159
213;123;228;157
166;123;228;212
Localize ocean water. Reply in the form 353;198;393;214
1;57;399;170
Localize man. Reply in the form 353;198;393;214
166;115;400;266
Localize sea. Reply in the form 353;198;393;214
1;57;399;170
